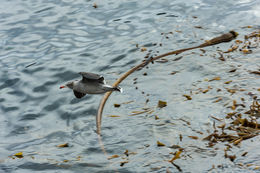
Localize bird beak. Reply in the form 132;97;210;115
60;85;66;89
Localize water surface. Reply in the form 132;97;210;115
0;0;260;172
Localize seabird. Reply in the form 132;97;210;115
60;72;122;98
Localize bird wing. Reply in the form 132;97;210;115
73;90;86;98
79;72;104;83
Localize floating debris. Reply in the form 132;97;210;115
209;76;221;81
113;19;121;22
226;88;237;94
245;30;260;39
183;94;192;100
210;115;223;121
204;100;260;151
179;134;183;141
170;71;178;75
218;52;226;61
229;68;237;73
241;49;252;54
213;97;223;103
194;26;203;29
224;149;236;162
231;100;237;110
76;156;82;161
156;58;169;63
108;155;119;160
156;12;166;15
158;100;167;108
93;3;98;8
202;89;209;93
254;166;260;170
224;80;232;84
14;152;23;158
140;47;147;52
233;137;243;145
249;70;260;75
57;143;69;148
108;115;120;117
235;40;243;44
241;152;248;157
25;62;36;68
120;160;129;167
188;136;198;140
114;103;121;108
169;149;183;162
200;49;206;53
130;108;154;116
217;123;226;129
224;45;239;53
124;150;129;157
157;141;166;147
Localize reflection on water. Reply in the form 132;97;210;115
0;0;260;172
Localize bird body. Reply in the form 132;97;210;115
60;72;122;98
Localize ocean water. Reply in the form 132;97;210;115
0;0;260;172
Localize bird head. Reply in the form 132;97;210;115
60;81;74;89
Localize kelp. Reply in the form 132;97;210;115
93;29;260;171
96;31;239;134
204;101;260;149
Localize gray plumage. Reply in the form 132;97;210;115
60;72;122;99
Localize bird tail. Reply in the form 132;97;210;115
113;86;123;93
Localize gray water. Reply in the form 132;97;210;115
1;0;260;172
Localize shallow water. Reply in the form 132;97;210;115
0;0;260;172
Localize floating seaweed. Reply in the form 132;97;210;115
158;100;167;108
14;152;23;158
91;29;260;172
157;141;166;147
96;30;240;134
57;143;69;148
169;149;183;162
204;101;260;147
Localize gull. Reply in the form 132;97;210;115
60;72;122;98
